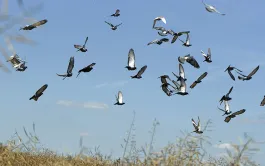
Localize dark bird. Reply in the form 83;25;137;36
147;38;169;45
158;75;172;85
224;109;246;123
192;117;203;134
178;54;200;69
161;83;175;96
224;65;242;81
172;63;186;81
217;101;231;116
179;33;192;47
201;48;212;63
20;19;48;30
105;21;122;30
125;48;136;70
57;57;74;80
176;77;188;96
74;37;88;52
110;9;120;17
114;91;125;105
76;63;96;78
168;30;190;44
237;65;259;81
29;84;48;101
219;86;233;105
190;72;208;89
131;65;147;79
260;96;265;106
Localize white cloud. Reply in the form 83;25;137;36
56;100;108;110
214;143;234;150
95;80;128;89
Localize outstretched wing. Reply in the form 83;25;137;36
118;91;123;103
227;86;233;96
179;63;185;78
260;96;265;106
105;21;114;27
227;70;235;81
88;62;96;68
191;118;197;129
116;23;122;27
160;38;169;42
207;48;211;58
171;35;178;43
137;65;147;77
128;48;136;68
147;39;158;45
74;45;82;49
83;37;88;47
224;116;232;123
67;57;74;73
186;56;200;68
197;72;208;82
36;84;48;95
154;26;165;31
31;19;47;27
217;106;226;112
247;65;259;77
232;109;246;116
190;81;197;89
201;50;207;58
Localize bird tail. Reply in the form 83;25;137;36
131;76;136;79
29;95;39;101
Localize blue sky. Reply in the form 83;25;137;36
1;0;265;163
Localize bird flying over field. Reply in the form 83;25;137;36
74;37;88;52
125;48;136;71
201;48;212;63
219;86;233;105
178;54;200;69
192;117;203;134
57;57;74;80
190;72;208;89
153;16;166;28
114;91;125;105
237;65;259;81
29;84;48;101
224;109;246;123
131;65;147;79
147;38;169;45
224;65;242;81
20;19;48;30
105;21;122;30
76;63;96;78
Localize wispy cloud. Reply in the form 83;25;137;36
56;100;109;110
95;80;128;89
214;143;234;150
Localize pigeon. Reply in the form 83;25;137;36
202;0;226;16
179;33;192;47
237;65;259;81
114;91;125;105
176;77;188;96
219;86;233;105
29;84;48;101
158;75;172;85
172;63;186;81
131;65;147;79
147;38;169;45
224;109;246;123
154;27;170;36
201;48;212;63
110;9;120;17
169;30;190;44
224;65;242;81
57;56;74;80
217;100;232;116
125;48;136;71
20;19;48;30
178;54;200;69
161;83;173;96
190;72;208;89
153;16;166;28
105;21;122;30
74;37;88;52
76;63;96;78
260;96;265;106
192;117;203;134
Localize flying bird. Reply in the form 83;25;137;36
125;48;136;71
154;27;171;37
224;65;242;81
217;100;231;116
76;63;96;78
201;0;226;16
260;96;265;106
161;83;172;96
114;91;125;105
147;38;169;45
158;75;172;85
201;48;212;63
74;37;88;52
179;33;192;47
110;9;120;17
57;56;74;80
131;65;147;79
178;54;200;69
153;16;166;28
219;86;233;105
176;77;188;96
20;19;48;30
224;109;246;123
237;65;259;81
105;21;122;30
190;72;208;89
29;84;48;101
192;117;203;134
169;30;190;44
172;63;186;81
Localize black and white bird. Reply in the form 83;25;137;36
217;100;231;116
201;0;226;16
29;84;48;101
110;9;120;17
178;54;200;69
105;21;122;30
179;33;192;47
76;63;96;78
74;37;88;52
201;48;212;63
190;72;208;89
114;91;125;105
131;65;147;79
260;96;265;106
57;56;74;80
176;77;188;96
20;19;48;30
224;65;242;81
168;30;190;44
125;48;136;71
192;117;203;134
237;65;259;81
153;16;166;28
147;38;169;45
224;109;246;123
219;86;233;105
172;63;186;81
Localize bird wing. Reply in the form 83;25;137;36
197;117;201;130
128;48;136;68
136;65;147;77
171;35;178;43
116;23;122;27
186;56;200;68
161;84;171;96
217;106;226;112
234;67;242;72
224;101;230;111
35;84;48;95
88;63;96;68
247;65;259;77
31;19;47;27
105;21;114;27
172;72;179;79
178;31;190;36
185;33;190;43
167;29;175;35
160;38;169;42
67;57;74;73
57;73;67;77
154;26;165;31
232;109;246;116
147;39;158;45
180;78;186;92
115;9;120;15
191;118;198;129
74;45;82;49
83;37;88;47
160;77;168;84
197;72;208;82
260;97;265;106
172;80;180;89
227;70;235;81
190;81;197;89
118;91;123;103
226;86;233;96
207;48;211;58
178;56;186;64
236;71;247;77
224;116;232;123
160;17;166;24
179;63;185;78
201;50;207;58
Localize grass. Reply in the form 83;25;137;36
0;114;263;166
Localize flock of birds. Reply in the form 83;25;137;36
1;0;265;135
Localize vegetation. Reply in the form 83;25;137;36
0;114;262;165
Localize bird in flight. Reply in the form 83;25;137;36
74;37;88;52
153;16;166;28
131;65;147;79
105;21;122;30
29;84;48;101
76;63;96;78
190;72;208;89
57;57;75;80
125;48;136;71
224;109;246;123
201;0;226;16
237;65;259;81
224;65;242;81
110;9;120;17
192;117;203;134
20;19;48;30
114;91;125;105
201;48;212;63
219;86;233;105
